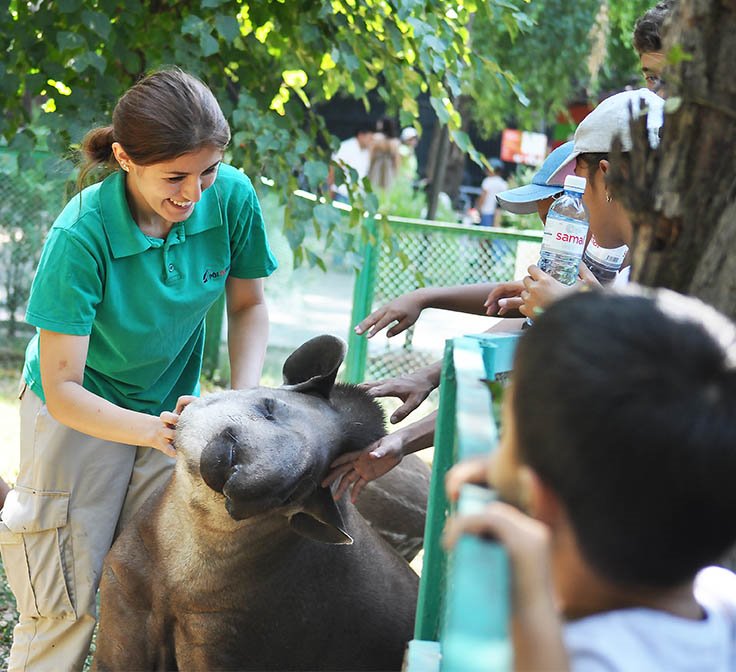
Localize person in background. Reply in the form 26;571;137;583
518;88;664;318
328;123;375;202
398;126;420;186
0;68;277;671
445;288;736;671
368;117;401;193
633;0;675;96
476;158;508;227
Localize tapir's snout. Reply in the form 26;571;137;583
200;424;320;521
200;426;239;493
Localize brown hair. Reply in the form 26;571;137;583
78;68;230;188
576;152;609;183
632;1;675;55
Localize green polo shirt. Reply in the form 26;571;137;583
23;164;277;415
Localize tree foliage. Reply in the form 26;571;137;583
0;0;658;268
1;0;502;264
464;0;654;135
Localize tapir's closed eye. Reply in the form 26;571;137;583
261;397;276;421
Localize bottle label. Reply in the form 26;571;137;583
585;237;628;268
542;214;588;256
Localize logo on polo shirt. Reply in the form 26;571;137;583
202;266;230;283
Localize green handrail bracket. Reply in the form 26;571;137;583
406;331;521;672
344;215;379;384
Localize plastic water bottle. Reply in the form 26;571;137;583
537;175;589;286
582;237;628;285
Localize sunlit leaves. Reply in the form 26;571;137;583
1;0;624;265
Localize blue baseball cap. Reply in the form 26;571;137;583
495;141;575;215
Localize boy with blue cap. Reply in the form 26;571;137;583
495;141;574;221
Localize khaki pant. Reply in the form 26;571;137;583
0;385;175;671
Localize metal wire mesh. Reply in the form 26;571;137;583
0;151;71;337
359;222;542;384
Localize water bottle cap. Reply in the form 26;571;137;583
564;175;587;193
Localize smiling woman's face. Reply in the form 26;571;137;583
114;144;224;232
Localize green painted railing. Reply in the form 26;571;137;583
406;331;521;672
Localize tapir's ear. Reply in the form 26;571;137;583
288;487;354;545
281;335;346;399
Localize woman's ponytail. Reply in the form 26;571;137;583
77;125;116;190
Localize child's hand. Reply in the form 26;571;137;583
354;291;425;338
519;266;576;318
322;433;405;503
577;261;602;288
359;366;439;423
484;280;525;316
444;501;549;578
443;501;566;671
445;455;493;502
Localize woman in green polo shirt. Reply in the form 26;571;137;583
0;68;278;670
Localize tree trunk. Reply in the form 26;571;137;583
609;0;736;321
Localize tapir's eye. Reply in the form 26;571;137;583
262;397;276;421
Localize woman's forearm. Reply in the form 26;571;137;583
227;301;270;389
44;381;164;448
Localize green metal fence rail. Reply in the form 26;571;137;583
343;215;541;384
406;331;521;672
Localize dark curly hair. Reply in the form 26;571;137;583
633;1;676;54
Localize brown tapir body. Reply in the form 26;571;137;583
93;336;422;671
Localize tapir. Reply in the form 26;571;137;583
93;335;424;671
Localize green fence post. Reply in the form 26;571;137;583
344;215;379;384
413;338;457;641
202;291;225;379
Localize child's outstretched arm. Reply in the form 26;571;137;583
359;362;441;423
323;411;436;502
443;500;569;672
354;284;498;339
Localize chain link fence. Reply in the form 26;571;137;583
345;217;542;384
0;150;72;342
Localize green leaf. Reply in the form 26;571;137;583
305;248;327;272
667;43;693;65
58;0;83;12
200;32;219;57
182;15;206;36
450;129;471;152
313;203;344;229
303;160;328;190
9;129;35;154
202;0;229;6
57;31;86;51
71;50;107;74
285;225;306;250
663;96;682;114
215;14;240;43
82;10;111;40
